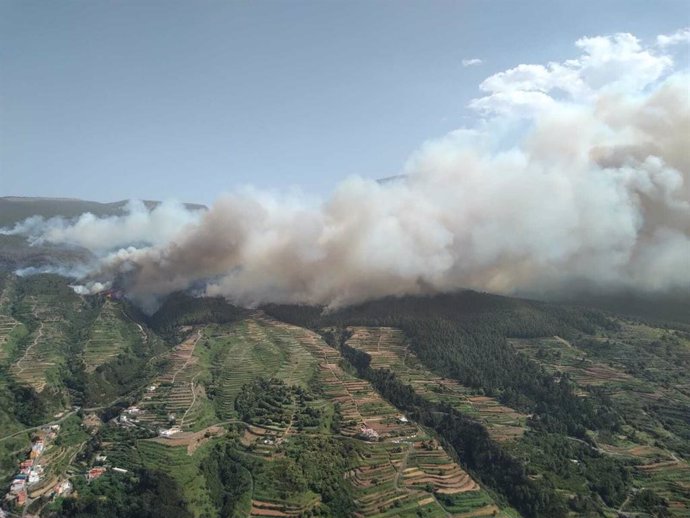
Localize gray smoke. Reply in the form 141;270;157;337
4;30;689;308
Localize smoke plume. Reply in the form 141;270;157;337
4;30;689;309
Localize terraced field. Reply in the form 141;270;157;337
346;326;527;442
82;300;140;372
0;314;24;363
136;440;220;517
136;329;215;431
0;277;23;363
200;318;318;421
249;497;321;518
259;316;510;518
139;314;509;517
402;438;479;494
510;326;690;516
9;293;79;393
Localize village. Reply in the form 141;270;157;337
2;419;130;516
4;425;62;510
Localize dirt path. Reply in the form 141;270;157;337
179;373;202;427
121;307;148;344
171;330;202;385
553;335;575;350
13;322;43;374
565;435;630;457
394;441;414;490
617;492;633;514
0;410;77;443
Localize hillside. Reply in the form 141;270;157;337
0;197;207;273
0;197;206;228
0;274;687;517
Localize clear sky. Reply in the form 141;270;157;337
1;0;688;205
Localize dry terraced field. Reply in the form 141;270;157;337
346;326;527;442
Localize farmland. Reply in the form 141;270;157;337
510;320;690;516
9;291;77;395
62;310;504;518
100;315;507;518
82;300;141;372
1;272;689;517
251;316;507;518
345;326;527;442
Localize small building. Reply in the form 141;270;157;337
87;467;107;481
159;426;182;438
358;426;380;441
16;490;27;506
112;467;128;474
10;478;26;494
54;479;73;496
30;440;45;458
396;415;409;423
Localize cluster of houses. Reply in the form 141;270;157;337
3;427;55;508
1;417;136;514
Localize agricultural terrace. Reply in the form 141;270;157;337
198;318;318;421
133;439;220;518
0;314;25;364
346;327;527;442
26;415;88;500
90;314;513;518
258;316;508;518
9;292;80;394
136;329;216;432
510;329;690;516
133;316;320;436
82;300;143;372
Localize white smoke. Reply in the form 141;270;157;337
5;29;690;308
69;281;112;296
1;200;203;253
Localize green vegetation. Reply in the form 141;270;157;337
235;378;293;426
264;293;689;516
148;293;245;342
48;469;193;518
0;275;687;517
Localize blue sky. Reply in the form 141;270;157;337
1;0;688;204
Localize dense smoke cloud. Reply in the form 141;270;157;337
3;29;689;309
3;200;203;253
